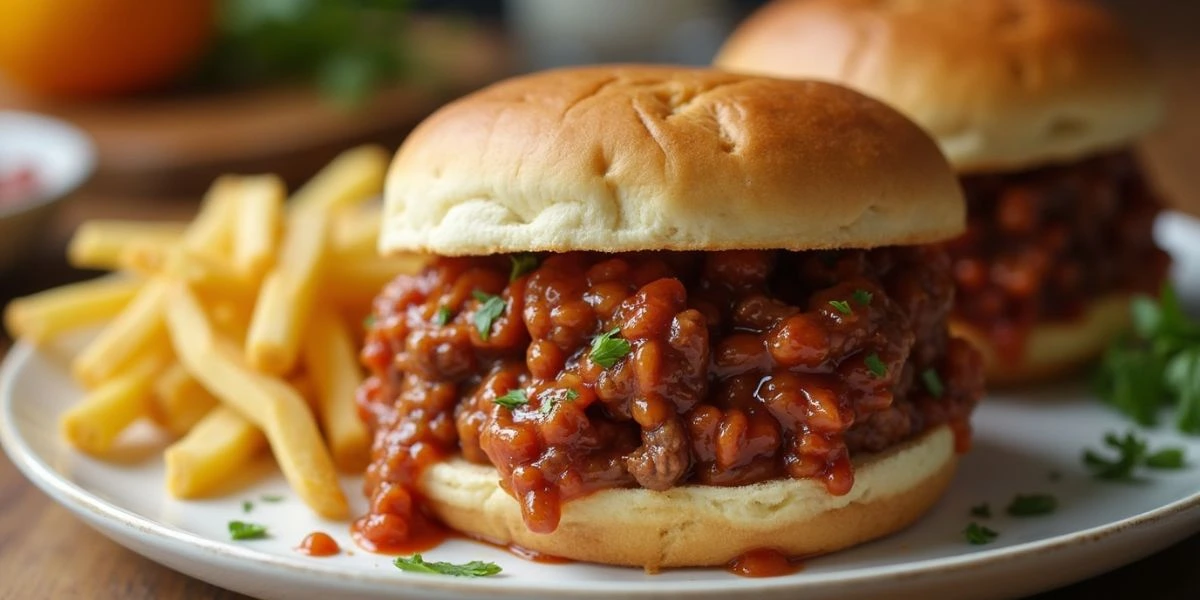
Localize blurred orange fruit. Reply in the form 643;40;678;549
0;0;215;98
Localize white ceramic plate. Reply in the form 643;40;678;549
3;215;1199;600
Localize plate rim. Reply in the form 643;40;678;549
3;339;1199;597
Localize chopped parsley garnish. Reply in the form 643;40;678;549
509;253;539;281
1146;447;1187;469
228;521;268;540
865;353;887;378
922;368;945;398
828;299;852;315
494;389;528;409
1006;493;1057;517
1083;430;1187;481
471;291;507;341
590;327;632;368
393;554;502;577
1095;284;1200;433
260;494;284;503
852;289;873;306
969;503;991;518
434;306;453;326
363;314;376;328
540;388;579;415
963;522;998;545
241;500;253;513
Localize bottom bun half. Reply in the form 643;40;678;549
954;293;1131;386
418;425;958;570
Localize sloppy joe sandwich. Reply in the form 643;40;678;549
716;0;1170;384
355;65;984;570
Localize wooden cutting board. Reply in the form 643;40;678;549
0;18;514;196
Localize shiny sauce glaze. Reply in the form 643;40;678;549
296;532;341;557
727;548;805;577
356;247;984;549
949;150;1169;362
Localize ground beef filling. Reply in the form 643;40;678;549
948;150;1170;363
355;247;983;545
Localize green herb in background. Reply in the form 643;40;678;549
1095;284;1200;434
969;503;991;519
963;522;998;545
228;520;269;540
1006;494;1057;517
393;554;502;577
200;0;412;107
1083;430;1188;481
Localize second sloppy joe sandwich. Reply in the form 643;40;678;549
355;65;985;569
716;0;1171;384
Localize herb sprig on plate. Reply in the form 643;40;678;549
1095;284;1200;433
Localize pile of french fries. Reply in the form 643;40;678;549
2;146;424;520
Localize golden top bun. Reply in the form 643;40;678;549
954;293;1131;385
419;425;957;570
381;65;964;256
715;0;1163;172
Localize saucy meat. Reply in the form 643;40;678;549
356;247;983;546
949;150;1169;362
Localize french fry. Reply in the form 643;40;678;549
164;406;266;498
165;281;349;519
150;363;219;437
183;177;239;256
67;221;185;271
288;373;319;413
73;177;240;387
325;254;427;307
289;145;388;215
232;175;285;279
71;278;171;388
3;277;141;344
244;210;328;375
331;209;382;258
303;309;370;472
60;346;171;454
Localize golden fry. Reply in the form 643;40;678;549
289;145;388;215
325;253;427;307
164;406;266;498
245;210;328;374
165;282;349;519
330;208;382;258
71;278;171;388
60;346;171;454
3;277;141;344
232;175;285;279
150;363;219;437
67;221;185;271
303;309;370;472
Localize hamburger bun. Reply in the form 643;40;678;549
954;293;1132;385
381;65;964;256
714;0;1163;172
420;425;957;570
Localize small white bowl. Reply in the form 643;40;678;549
0;111;95;272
